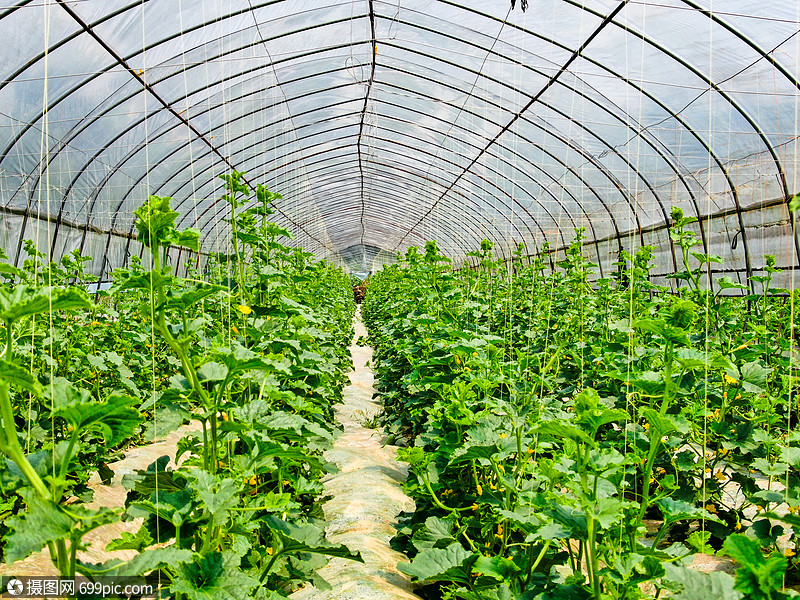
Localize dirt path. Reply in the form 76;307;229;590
290;309;420;600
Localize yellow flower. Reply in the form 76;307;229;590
733;343;749;352
232;325;239;335
237;304;252;315
499;433;507;439
471;503;480;511
266;547;274;555
785;548;796;558
735;522;742;531
476;484;483;496
724;374;738;385
715;471;727;481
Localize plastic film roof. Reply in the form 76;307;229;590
0;0;799;285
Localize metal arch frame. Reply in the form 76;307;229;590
195;108;559;241
391;1;661;262
201;161;501;254
458;0;790;286
95;83;586;268
597;3;782;289
9;3;706;264
5;4;661;251
374;60;667;255
333;243;388;271
9;56;364;216
74;79;364;265
1;0;795;276
5;53;679;278
73;62;629;266
39;28;657;271
414;0;792;290
99;64;642;272
73;94;363;267
373;21;709;259
180;149;528;263
195;153;540;260
182;134;537;261
79;24;653;255
248;179;484;261
0;7;369;172
368;80;653;267
165;109;608;267
358;0;377;255
140;83;575;255
242;145;551;256
675;0;800;263
7;0;356;265
221;165;522;256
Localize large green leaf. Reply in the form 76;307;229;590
0;360;43;395
51;381;142;446
573;387;629;434
186;469;239;527
166;227;201;252
113;270;173;293
739;361;769;393
720;534;788;600
398;544;478;584
0;285;90;322
473;555;519;581
534;420;593;445
78;547;193;578
662;563;742;599
264;515;363;562
4;489;74;563
633;318;690;345
657;497;722;524
412;516;458;551
106;527;153;552
159;283;225;312
171;551;258;600
134;195;180;250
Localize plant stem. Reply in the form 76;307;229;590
0;384;49;498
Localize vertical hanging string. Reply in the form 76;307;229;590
786;0;800;531
177;0;200;276
38;0;54;473
139;0;161;558
622;0;634;512
701;0;714;538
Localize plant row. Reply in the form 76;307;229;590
363;209;800;600
0;172;360;598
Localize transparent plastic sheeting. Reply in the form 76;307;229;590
0;0;798;289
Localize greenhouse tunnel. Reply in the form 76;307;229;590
0;0;798;288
